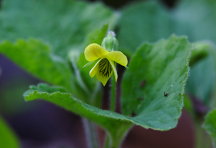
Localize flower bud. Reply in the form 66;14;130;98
102;31;118;51
190;41;211;66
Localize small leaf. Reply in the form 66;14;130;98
0;117;20;148
203;109;216;146
189;42;211;66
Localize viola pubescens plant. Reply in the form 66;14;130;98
1;32;192;148
0;0;199;148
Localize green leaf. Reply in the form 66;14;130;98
0;0;116;58
0;39;75;92
119;0;216;106
24;84;131;130
24;36;191;132
122;35;191;130
203;109;216;146
118;1;173;55
118;0;216;106
0;117;20;148
24;83;132;148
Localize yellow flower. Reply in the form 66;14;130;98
84;43;128;86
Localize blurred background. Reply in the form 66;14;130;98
0;0;212;147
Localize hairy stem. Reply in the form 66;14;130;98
103;125;132;148
195;120;212;148
102;81;111;110
115;65;125;113
110;77;116;111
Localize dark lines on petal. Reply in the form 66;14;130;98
99;58;112;77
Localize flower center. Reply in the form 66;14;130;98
98;58;112;77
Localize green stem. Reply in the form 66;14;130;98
103;124;132;148
82;118;99;148
90;82;101;105
213;141;216;148
103;134;122;148
194;120;212;148
104;136;111;148
71;61;89;94
110;77;116;111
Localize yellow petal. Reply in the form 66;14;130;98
109;60;118;81
96;73;111;86
89;60;100;77
84;43;108;61
105;51;128;67
96;58;113;86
